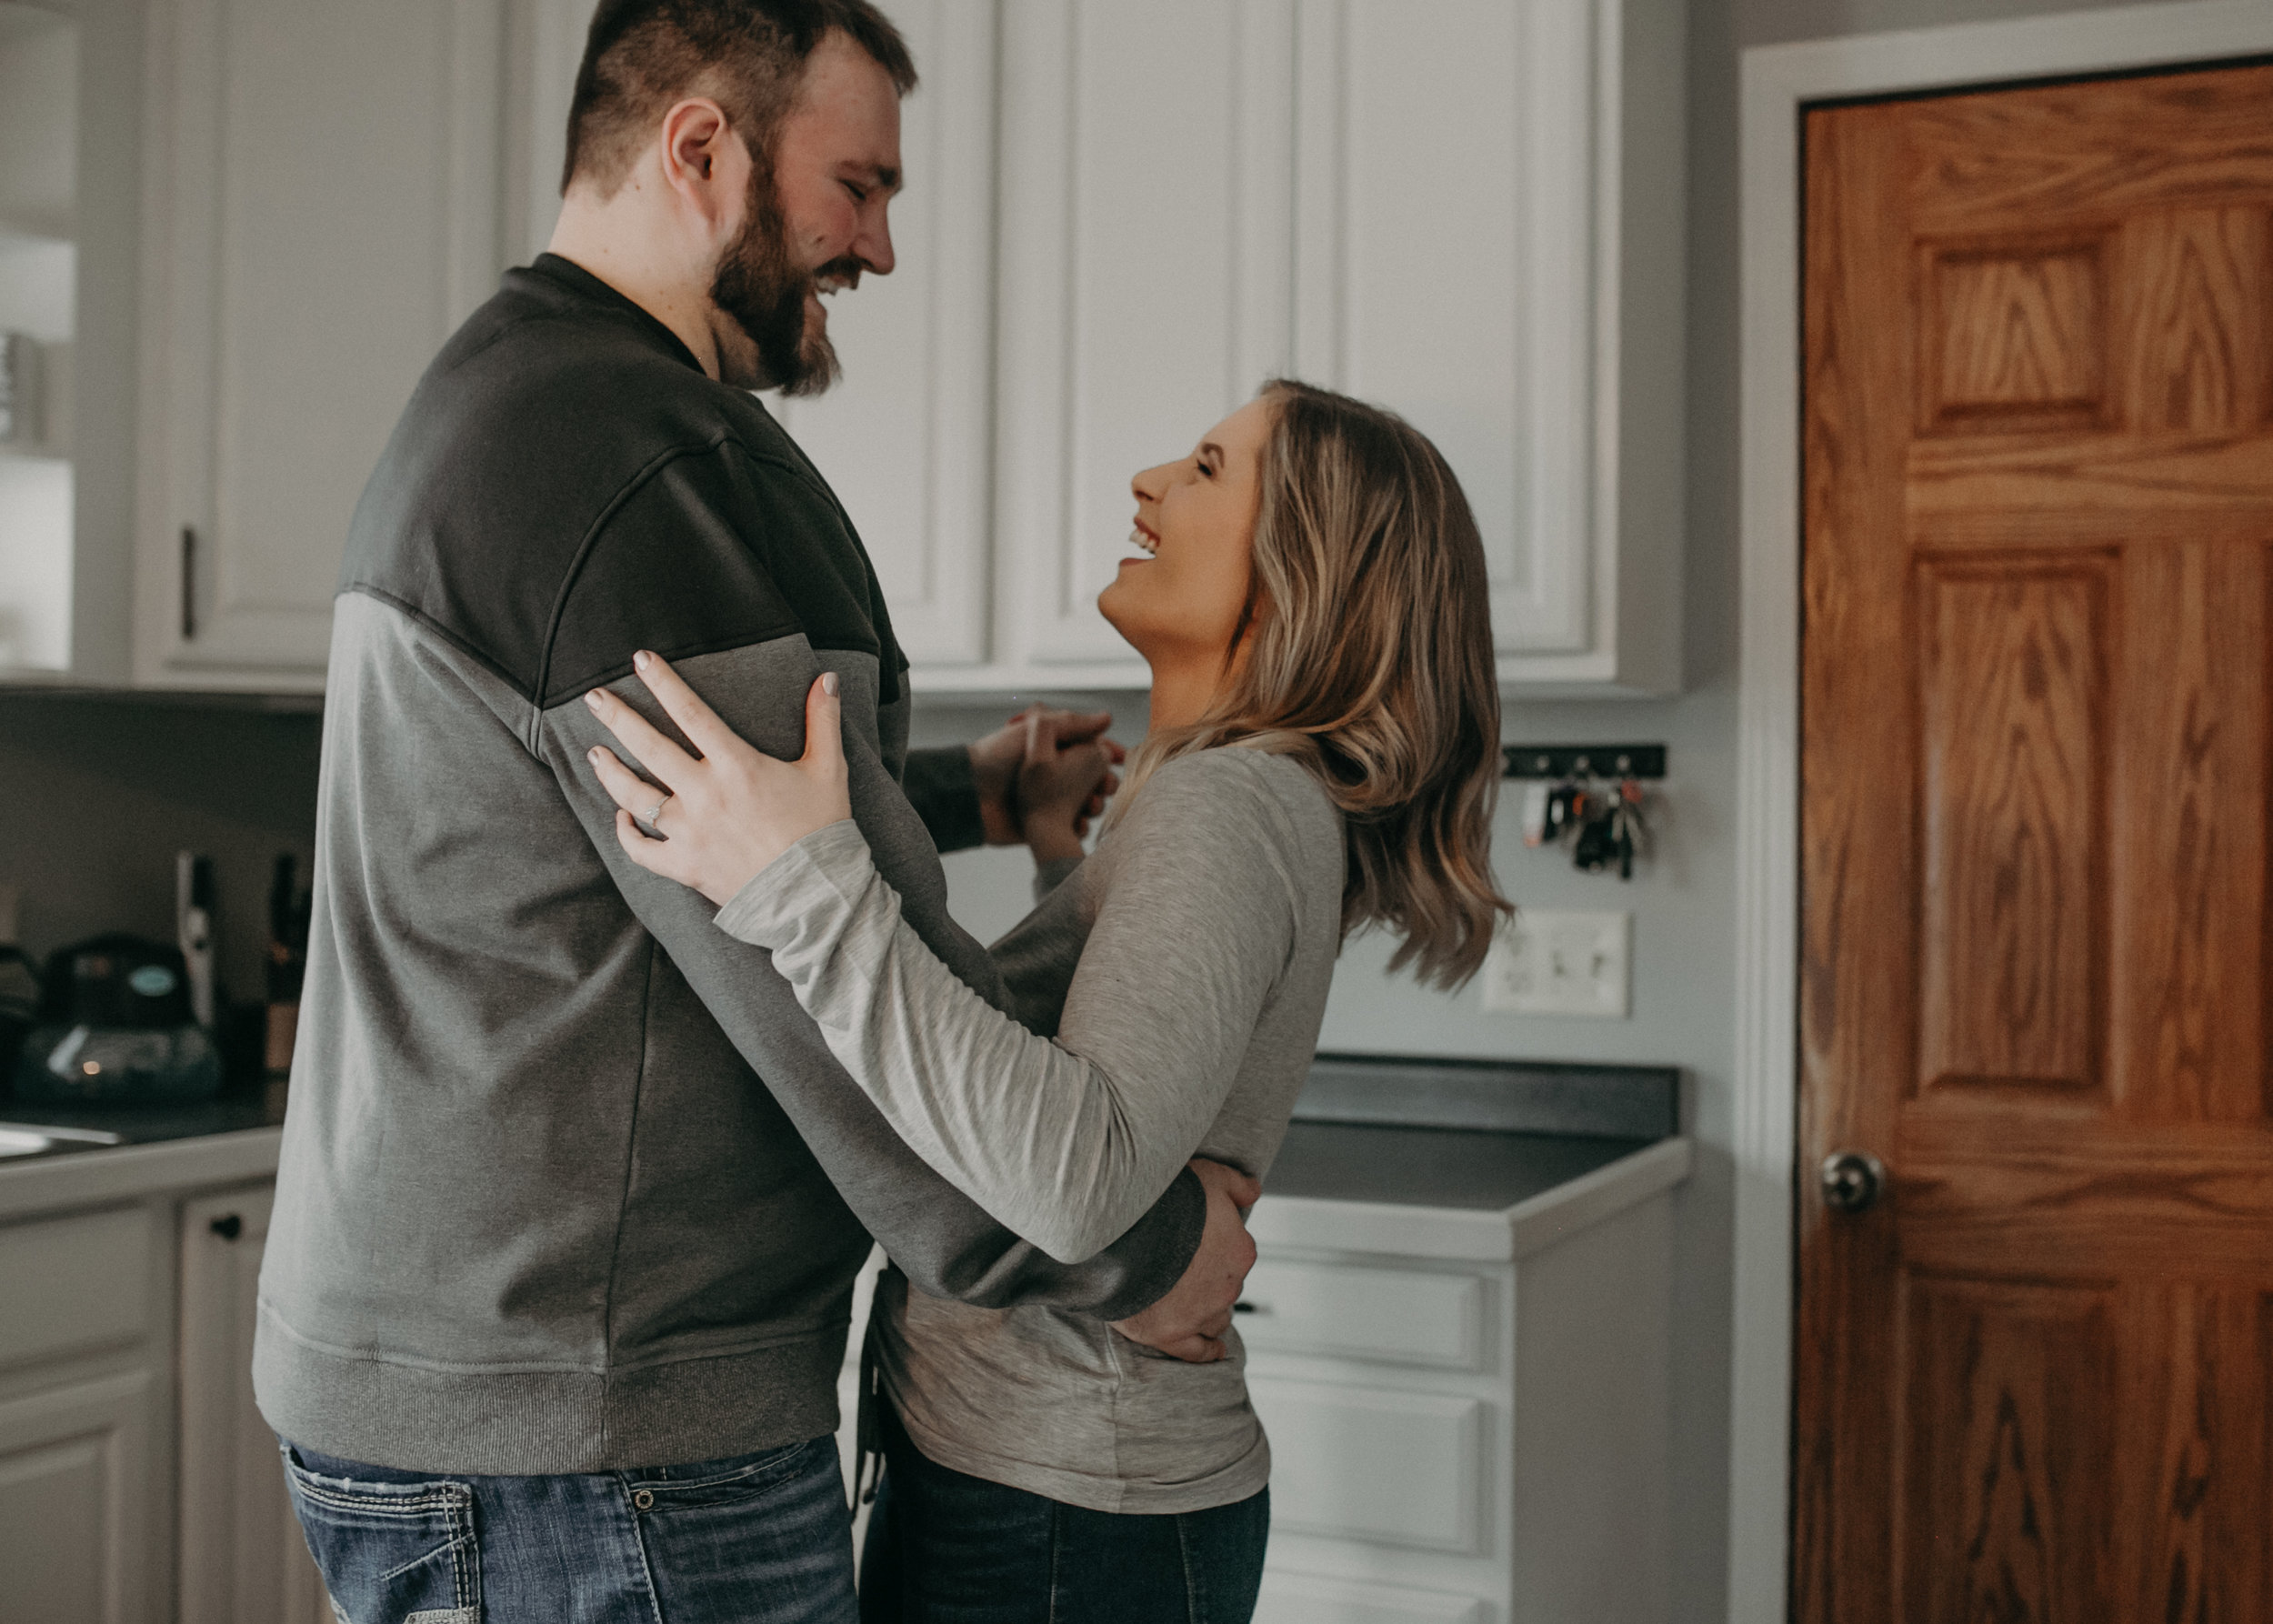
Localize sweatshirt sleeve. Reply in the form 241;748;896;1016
901;746;987;854
536;444;1205;1317
713;750;1307;1264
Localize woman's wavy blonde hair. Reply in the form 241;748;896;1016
1113;379;1511;988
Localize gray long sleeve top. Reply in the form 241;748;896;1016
716;746;1347;1511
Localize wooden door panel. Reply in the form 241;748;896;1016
2123;208;2270;434
1899;1275;2119;1624
1898;1116;2273;1278
1804;61;2273;1623
1916;554;2111;1096
2118;1284;2273;1621
1904;71;2273;228
1917;237;2112;436
2115;540;2268;1121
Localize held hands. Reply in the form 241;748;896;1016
968;708;1127;864
1112;1158;1262;1363
584;651;851;906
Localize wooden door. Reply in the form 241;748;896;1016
1799;65;2273;1620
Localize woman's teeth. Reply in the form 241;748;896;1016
1130;527;1157;555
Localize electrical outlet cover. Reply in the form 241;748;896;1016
1481;910;1631;1018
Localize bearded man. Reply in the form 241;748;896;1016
254;4;1257;1619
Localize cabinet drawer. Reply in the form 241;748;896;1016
0;1207;153;1370
1237;1258;1486;1370
1257;1572;1488;1624
1249;1376;1486;1554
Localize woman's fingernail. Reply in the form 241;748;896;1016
585;690;603;710
822;671;840;697
634;650;651;670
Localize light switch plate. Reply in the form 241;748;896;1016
1481;910;1631;1018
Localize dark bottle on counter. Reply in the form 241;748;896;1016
265;854;313;1080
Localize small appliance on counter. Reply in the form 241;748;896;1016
10;934;224;1107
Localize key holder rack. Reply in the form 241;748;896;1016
1501;744;1666;782
1502;744;1667;880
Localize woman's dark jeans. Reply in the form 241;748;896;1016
858;1408;1269;1624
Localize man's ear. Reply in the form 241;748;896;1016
655;96;746;232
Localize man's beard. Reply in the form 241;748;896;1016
709;167;848;398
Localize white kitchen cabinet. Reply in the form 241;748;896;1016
0;1131;292;1623
16;0;1681;698
897;0;1682;697
769;0;998;671
0;1368;159;1624
976;0;1295;688
130;0;507;689
0;1201;167;1624
178;1182;329;1624
1244;1155;1681;1623
1289;0;1685;693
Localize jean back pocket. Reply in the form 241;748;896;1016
282;1448;480;1624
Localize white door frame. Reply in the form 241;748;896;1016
1730;5;2273;1619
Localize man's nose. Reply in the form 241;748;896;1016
858;209;896;277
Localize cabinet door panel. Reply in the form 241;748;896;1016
770;0;996;668
142;0;503;677
0;1206;153;1372
0;1370;156;1624
996;0;1293;670
180;1183;329;1624
1248;1375;1487;1553
1294;0;1597;656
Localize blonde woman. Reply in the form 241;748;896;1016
582;380;1508;1623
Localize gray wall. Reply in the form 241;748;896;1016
0;0;2201;1614
0;693;320;1003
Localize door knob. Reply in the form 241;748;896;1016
1819;1152;1886;1215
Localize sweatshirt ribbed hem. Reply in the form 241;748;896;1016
252;1307;846;1475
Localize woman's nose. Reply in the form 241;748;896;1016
1131;461;1171;503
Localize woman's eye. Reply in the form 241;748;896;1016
844;181;869;202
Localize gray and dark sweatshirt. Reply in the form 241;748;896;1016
252;255;1205;1477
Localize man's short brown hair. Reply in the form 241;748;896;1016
563;0;916;195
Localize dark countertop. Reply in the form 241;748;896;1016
0;1088;287;1147
1264;1119;1657;1211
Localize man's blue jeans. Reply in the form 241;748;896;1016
280;1435;858;1624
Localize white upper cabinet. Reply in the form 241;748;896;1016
768;0;998;670
1290;0;1685;693
975;0;1296;690
132;0;506;689
13;0;1681;697
914;0;1682;696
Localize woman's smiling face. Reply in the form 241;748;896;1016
1098;396;1276;671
